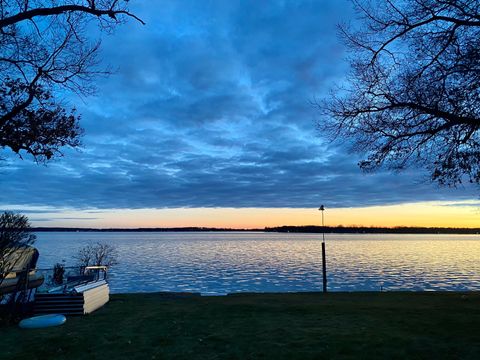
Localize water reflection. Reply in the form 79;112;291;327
35;232;480;294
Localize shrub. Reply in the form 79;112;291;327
74;242;119;270
52;263;65;285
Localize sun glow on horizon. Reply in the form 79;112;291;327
2;200;479;229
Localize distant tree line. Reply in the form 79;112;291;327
29;227;260;232
265;226;480;235
26;225;480;234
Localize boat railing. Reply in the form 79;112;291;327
35;265;108;294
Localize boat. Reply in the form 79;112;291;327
34;266;110;315
0;246;44;295
19;314;66;329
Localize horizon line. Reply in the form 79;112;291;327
29;225;480;234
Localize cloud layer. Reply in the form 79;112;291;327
0;0;477;211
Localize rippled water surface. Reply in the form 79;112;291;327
35;232;480;294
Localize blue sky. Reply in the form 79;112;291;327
0;0;478;227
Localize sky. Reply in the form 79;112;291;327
1;0;479;228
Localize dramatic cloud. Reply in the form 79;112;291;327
0;0;477;211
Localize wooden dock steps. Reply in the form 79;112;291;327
34;282;109;315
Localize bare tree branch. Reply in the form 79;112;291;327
322;0;480;186
0;3;144;28
0;1;142;162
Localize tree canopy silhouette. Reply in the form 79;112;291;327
323;0;480;186
0;1;143;162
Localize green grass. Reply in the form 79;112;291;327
2;292;480;359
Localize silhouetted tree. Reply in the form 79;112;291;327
0;1;143;162
322;0;480;186
74;241;118;269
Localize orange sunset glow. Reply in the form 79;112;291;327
13;200;479;229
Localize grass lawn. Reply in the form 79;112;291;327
2;292;480;359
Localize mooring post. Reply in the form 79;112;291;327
319;205;327;293
321;241;327;293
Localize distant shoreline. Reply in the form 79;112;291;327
30;225;480;234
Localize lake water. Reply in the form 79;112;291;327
34;232;480;294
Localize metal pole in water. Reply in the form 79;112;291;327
319;205;327;293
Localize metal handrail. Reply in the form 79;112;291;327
35;265;109;294
36;265;109;272
84;265;108;271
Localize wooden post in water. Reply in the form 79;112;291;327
321;241;327;293
319;205;327;293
